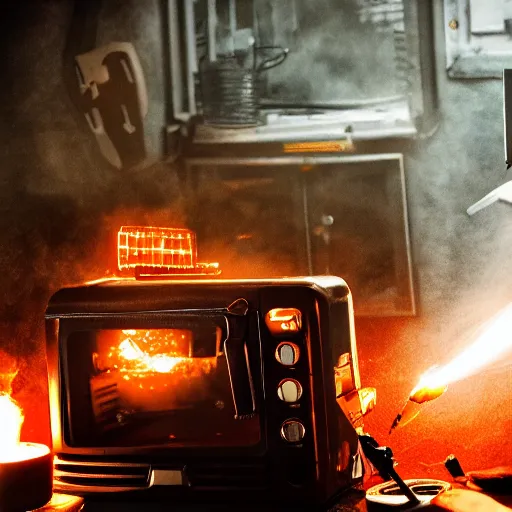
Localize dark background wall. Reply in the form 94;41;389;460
0;0;510;481
0;0;183;442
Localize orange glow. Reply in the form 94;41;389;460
409;382;448;404
92;329;219;413
0;351;19;395
117;226;219;275
283;140;355;153
409;302;512;403
118;338;185;373
0;393;24;462
118;226;197;270
409;366;448;404
0;394;50;463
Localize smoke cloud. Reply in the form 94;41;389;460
0;0;510;477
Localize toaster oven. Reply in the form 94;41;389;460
46;274;373;506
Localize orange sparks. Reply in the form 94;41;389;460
117;329;190;374
118;337;185;373
105;329;216;383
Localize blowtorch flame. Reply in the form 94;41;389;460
390;302;512;432
409;366;448;404
0;393;24;462
411;302;512;399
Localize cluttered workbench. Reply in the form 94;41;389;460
35;440;512;512
36;476;512;512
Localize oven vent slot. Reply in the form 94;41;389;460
54;458;151;491
186;464;270;490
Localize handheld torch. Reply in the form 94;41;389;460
389;301;512;434
389;365;448;434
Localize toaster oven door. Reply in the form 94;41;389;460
61;313;261;450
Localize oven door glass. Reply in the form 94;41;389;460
64;315;261;448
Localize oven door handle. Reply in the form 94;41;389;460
224;315;256;420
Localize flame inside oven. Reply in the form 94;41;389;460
85;324;261;447
118;334;186;374
112;329;217;377
93;328;221;416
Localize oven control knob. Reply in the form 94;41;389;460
265;308;302;334
277;379;303;403
275;342;300;366
280;419;305;443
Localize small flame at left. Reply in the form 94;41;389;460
0;356;53;512
0;393;24;463
0;399;53;512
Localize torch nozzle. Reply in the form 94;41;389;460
389;413;402;434
389;366;451;434
388;397;424;434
